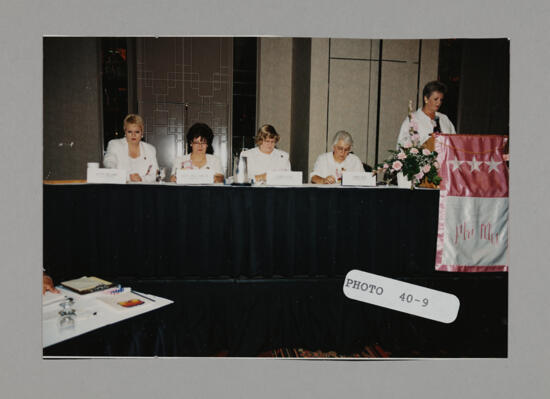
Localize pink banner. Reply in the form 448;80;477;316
434;134;509;272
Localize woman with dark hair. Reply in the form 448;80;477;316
239;124;290;183
170;123;224;183
396;80;456;148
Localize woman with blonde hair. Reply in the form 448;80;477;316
240;124;291;183
103;114;159;182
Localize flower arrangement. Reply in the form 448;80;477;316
375;101;441;188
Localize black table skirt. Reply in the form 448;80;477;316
44;184;444;280
43;184;507;357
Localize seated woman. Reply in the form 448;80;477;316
240;124;290;183
310;130;364;184
396;80;456;148
103;114;159;183
170;123;224;183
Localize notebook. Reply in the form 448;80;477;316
61;276;114;294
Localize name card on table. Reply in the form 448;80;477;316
87;168;126;184
266;171;303;186
176;169;214;185
342;171;376;186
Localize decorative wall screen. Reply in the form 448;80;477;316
136;37;232;174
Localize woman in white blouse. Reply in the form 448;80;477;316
170;123;224;183
240;124;291;183
103;114;159;183
310;130;364;184
396;80;456;148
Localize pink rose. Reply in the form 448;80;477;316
422;164;431;173
422;148;431;156
392;161;402;171
403;141;412;148
397;151;406;160
414;172;424;181
410;148;419;154
383;163;389;169
433;161;440;169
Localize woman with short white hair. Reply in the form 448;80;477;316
310;130;364;184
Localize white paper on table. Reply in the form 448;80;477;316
42;291;68;307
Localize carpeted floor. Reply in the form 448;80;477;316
257;344;391;358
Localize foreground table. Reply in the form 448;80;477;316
43;286;173;348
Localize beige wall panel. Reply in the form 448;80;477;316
257;38;293;153
366;58;380;168
327;59;371;163
308;38;330;176
378;61;419;161
382;39;420;62
331;38;373;59
418;39;440;105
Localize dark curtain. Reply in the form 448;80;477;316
44;185;441;281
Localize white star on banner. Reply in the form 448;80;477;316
448;158;464;171
467;156;482;172
484;157;502;173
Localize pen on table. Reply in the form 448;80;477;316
131;290;156;302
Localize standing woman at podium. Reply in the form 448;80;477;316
396;81;456;148
103;114;159;182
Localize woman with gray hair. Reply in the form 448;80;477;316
310;130;364;184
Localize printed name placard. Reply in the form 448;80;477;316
342;171;376;186
266;171;302;186
87;168;126;184
343;269;460;323
176;169;214;184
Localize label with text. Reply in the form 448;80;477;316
87;168;126;184
341;171;376;186
343;269;460;323
176;169;214;185
266;171;303;186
